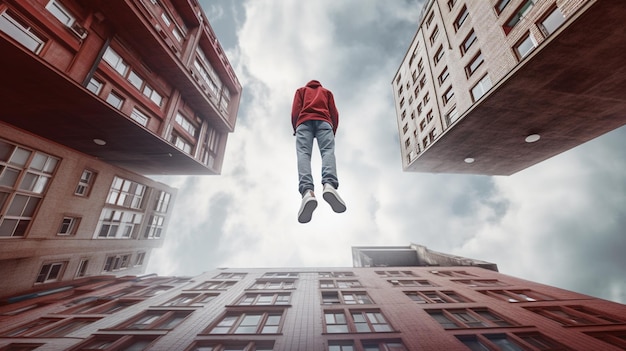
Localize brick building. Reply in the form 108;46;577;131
0;244;625;350
0;0;241;296
393;0;626;175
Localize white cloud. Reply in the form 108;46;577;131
148;0;626;304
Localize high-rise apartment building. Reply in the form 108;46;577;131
1;244;625;350
392;0;626;175
0;0;241;295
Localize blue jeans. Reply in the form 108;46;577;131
296;120;339;195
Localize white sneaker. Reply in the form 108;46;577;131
322;183;346;213
298;190;317;223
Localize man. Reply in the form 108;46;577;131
292;80;346;223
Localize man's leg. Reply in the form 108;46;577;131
316;121;346;213
296;122;317;223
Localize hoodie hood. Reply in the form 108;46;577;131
306;80;322;88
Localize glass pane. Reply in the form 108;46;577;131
10;148;31;166
0;141;13;161
0;167;20;187
487;335;524;351
30;153;47;170
0;13;43;53
0;219;18;237
327;325;349;333
7;194;28;215
122;340;151;351
542;8;565;35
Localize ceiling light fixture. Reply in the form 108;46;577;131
93;138;107;146
464;157;475;164
525;134;540;143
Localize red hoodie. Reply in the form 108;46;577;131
291;80;339;134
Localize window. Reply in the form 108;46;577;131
175;112;198;137
237;293;290;306
154;190;171;213
144;215;164;239
116;310;192;330
406;291;470;304
460;29;477;55
106;177;146;209
202;126;221;168
425;11;434;28
426;110;434;122
320;280;362;289
106;91;124;109
325;311;349;333
402;124;408;134
215;272;247;279
322;291;373;305
445;106;459;125
465;52;484;77
3;318;96;337
429;25;439;45
442;87;455;105
495;0;512;15
438;67;449;86
428;308;514;329
454;6;469;31
0;194;41;237
161;293;217;307
86;77;103;95
457;333;567;351
134;252;146;266
36;262;66;283
329;341;356;351
75;169;95;196
0;10;46;54
433;45;444;65
454;279;507;287
170;132;192;154
419;75;426;89
46;0;76;27
362;340;408;351
324;310;393;333
208;312;283;334
103;254;131;272
96;208;142;238
102;47;129;75
514;33;536;60
188;341;275;351
423;92;430;105
142;85;162;106
375;270;416;277
481;289;553;303
404;139;410;148
447;0;457;11
417;59;424;73
58;216;80;235
389;279;435;287
504;0;535;34
528;305;626;326
69;335;158;351
194;49;222;97
430;270;476;278
471;75;492;102
250;279;296;290
352;311;392;332
539;6;565;36
76;259;89;277
192;281;236;290
130;108;149;126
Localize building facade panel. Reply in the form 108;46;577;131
393;0;626;175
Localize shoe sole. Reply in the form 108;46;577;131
298;198;317;223
323;191;346;213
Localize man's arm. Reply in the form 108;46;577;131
328;91;339;134
291;88;303;133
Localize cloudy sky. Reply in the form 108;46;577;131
148;0;626;304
